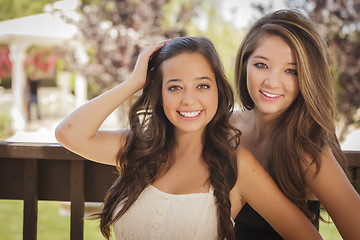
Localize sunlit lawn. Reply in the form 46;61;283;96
319;209;343;240
0;200;342;239
0;200;108;240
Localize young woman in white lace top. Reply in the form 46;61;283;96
55;37;321;240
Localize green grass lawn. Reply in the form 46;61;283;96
0;200;108;240
0;200;342;239
319;209;343;240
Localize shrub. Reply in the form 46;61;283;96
0;109;13;140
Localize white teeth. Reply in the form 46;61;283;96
261;91;280;98
179;111;201;117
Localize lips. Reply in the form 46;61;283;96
259;90;282;101
260;90;281;98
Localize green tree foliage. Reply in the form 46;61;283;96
0;0;58;21
52;0;244;99
53;0;203;98
0;109;13;140
183;0;244;87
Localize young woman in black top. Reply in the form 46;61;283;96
231;9;360;240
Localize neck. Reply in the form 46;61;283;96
172;131;204;163
251;108;280;141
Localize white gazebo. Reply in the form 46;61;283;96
0;1;87;131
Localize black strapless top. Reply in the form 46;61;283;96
234;201;320;240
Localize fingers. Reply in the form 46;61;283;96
131;39;171;82
137;39;170;63
157;39;171;45
145;39;170;52
142;39;171;48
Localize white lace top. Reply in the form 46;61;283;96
113;185;218;240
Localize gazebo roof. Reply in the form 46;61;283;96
0;12;78;45
0;6;82;132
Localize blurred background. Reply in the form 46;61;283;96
0;0;359;239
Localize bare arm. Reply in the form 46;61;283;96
55;41;167;165
305;146;360;240
232;146;323;240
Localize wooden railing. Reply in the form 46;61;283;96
0;141;118;240
347;150;360;194
0;141;359;240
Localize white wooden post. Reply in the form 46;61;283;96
74;44;88;107
9;42;28;131
74;73;87;107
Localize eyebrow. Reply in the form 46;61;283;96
252;55;297;66
252;55;268;60
165;76;213;84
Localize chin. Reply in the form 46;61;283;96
256;105;287;116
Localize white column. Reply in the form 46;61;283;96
74;72;87;107
9;42;28;131
74;44;88;107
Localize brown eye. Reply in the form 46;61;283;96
197;84;210;89
254;63;268;69
168;85;181;91
285;69;298;76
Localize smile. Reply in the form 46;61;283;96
260;90;281;98
178;110;202;118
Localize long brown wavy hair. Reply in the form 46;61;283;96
92;37;241;240
234;9;348;223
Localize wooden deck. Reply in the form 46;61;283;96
0;141;359;240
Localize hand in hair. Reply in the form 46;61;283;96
129;40;169;91
55;40;168;165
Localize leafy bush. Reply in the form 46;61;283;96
0;109;13;140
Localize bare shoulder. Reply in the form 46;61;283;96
302;144;338;178
230;109;248;128
234;145;276;196
235;145;261;171
230;109;253;136
231;145;261;214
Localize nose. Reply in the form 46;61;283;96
181;88;195;105
264;69;282;88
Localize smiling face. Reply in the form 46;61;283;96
161;52;218;136
246;34;300;117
